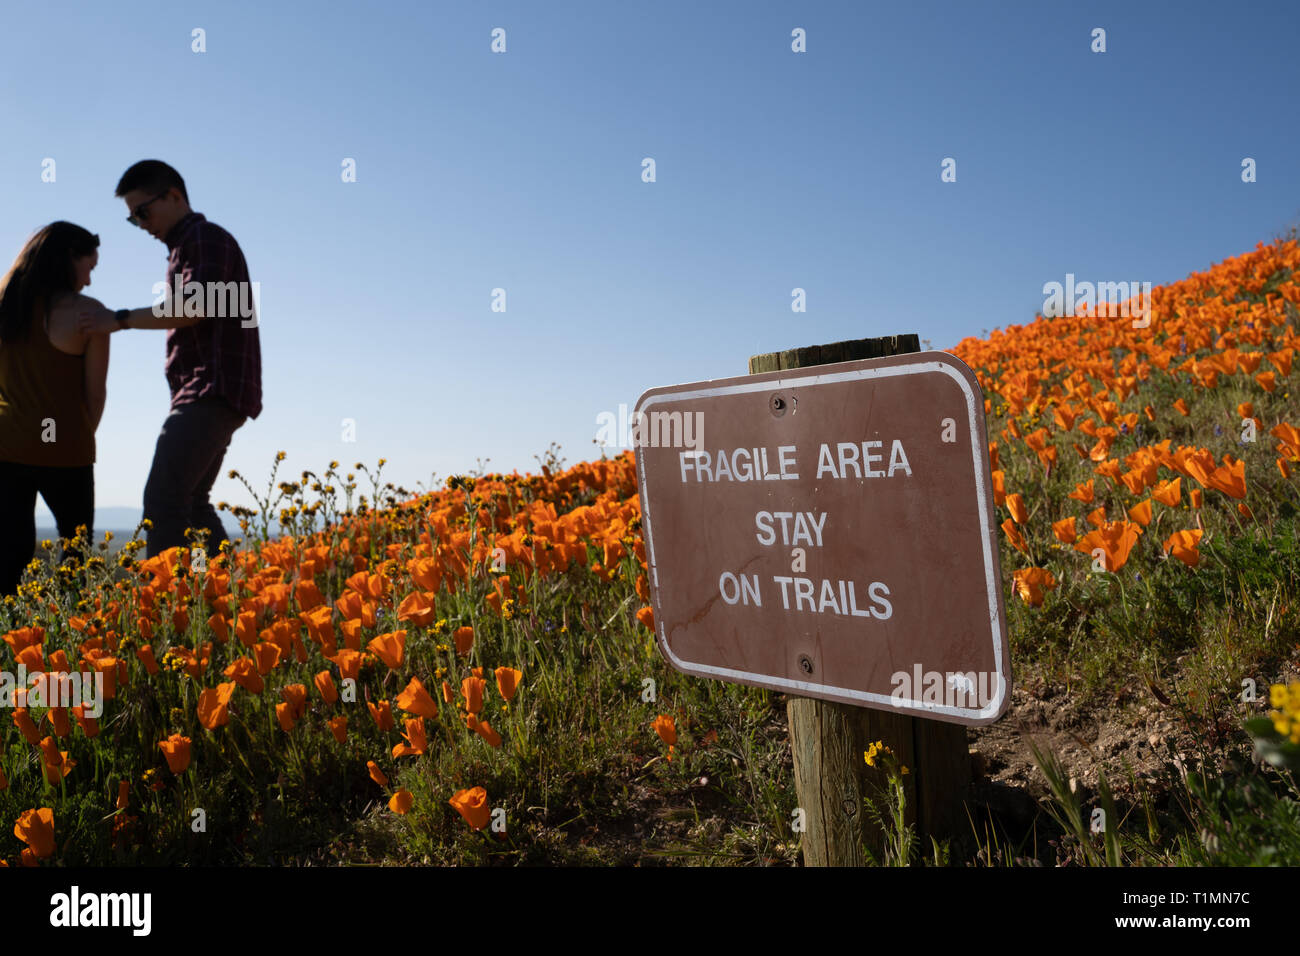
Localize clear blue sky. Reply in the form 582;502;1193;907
3;0;1296;530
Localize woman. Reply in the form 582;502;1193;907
0;222;111;596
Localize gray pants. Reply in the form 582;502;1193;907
143;396;246;559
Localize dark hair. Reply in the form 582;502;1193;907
0;222;100;344
115;159;188;204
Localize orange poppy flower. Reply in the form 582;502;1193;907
13;708;41;745
442;679;454;704
135;644;160;675
223;657;264;694
314;670;339;705
1012;567;1057;607
363;629;403;669
275;702;297;732
253;641;282;675
302;605;336;649
1089;432;1117;462
196;681;237;730
1126;499;1153;527
1273;423;1300;460
1051;516;1077;545
339;618;362;650
1006;493;1027;525
234;609;258;647
391;717;428;758
1163;529;1204;568
1094;459;1122;484
16;644;43;672
1151;477;1182;507
1190;488;1203;508
474;719;502;748
449;786;490;830
38;736;75;784
461;676;486;715
1067;480;1095;504
1118;469;1147;496
281;683;307;718
48;706;71;738
397;590;437;627
2;626;42;657
1256;371;1276;392
206;612;229;644
494;667;522;701
328;715;348;743
159;733;192;773
1173;398;1190;416
453;626;475;655
396;677;438;719
636;605;656;629
13;807;55;859
367;760;388;788
1052;406;1077;431
1074;521;1142;572
71;704;98;738
295;578;326;612
1205;457;1247;499
388;789;414;814
1000;518;1028;555
330;648;362;683
652;714;677;746
368;699;395;731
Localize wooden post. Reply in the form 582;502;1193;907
747;334;971;866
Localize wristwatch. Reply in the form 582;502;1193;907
114;309;130;329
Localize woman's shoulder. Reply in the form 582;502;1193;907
49;292;107;315
46;293;105;352
48;293;106;328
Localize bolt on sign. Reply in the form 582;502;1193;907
633;351;1011;726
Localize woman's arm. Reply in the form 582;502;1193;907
83;330;110;430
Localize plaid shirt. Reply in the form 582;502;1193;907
162;212;262;419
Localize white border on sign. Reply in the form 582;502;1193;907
635;353;1008;722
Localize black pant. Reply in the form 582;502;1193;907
143;396;246;559
0;460;94;596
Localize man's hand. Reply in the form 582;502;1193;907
77;308;119;336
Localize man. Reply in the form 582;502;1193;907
81;160;261;560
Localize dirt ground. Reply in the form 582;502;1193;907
962;655;1300;863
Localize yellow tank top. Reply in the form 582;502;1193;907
0;305;95;466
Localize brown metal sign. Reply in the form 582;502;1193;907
633;351;1011;726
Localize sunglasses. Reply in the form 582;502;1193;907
126;191;171;227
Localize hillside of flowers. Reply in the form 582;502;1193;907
2;235;1299;866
